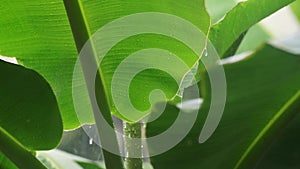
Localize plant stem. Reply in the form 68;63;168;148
124;122;143;169
63;1;125;169
0;127;47;169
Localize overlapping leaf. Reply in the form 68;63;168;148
209;0;296;56
0;0;78;129
0;0;299;169
256;113;300;169
0;60;62;150
0;60;62;168
148;44;300;169
75;0;210;121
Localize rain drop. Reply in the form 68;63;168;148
142;123;147;129
89;138;93;145
203;47;208;57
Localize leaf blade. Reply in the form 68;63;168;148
148;44;300;169
209;0;296;56
0;0;79;129
0;60;62;150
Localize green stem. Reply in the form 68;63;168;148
0;127;47;169
124;122;143;169
63;1;124;169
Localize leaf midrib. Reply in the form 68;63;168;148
234;90;300;169
62;1;124;169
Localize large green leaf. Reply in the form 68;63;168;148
0;0;211;126
148;44;300;169
209;0;296;56
0;0;79;129
0;59;62;168
76;0;210;122
0;60;62;150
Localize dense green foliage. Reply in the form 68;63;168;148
0;0;299;169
